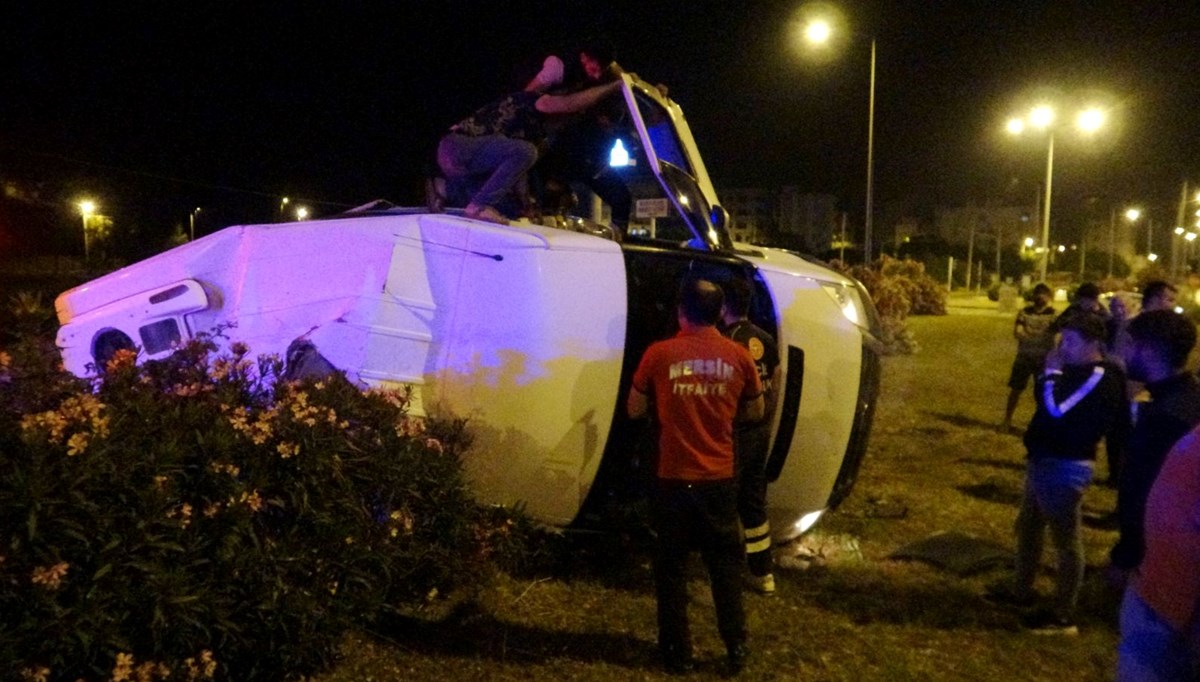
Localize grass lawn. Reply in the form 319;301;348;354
315;310;1125;681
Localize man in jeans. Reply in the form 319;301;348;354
988;314;1130;634
628;278;764;675
437;57;623;224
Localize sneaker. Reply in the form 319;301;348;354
1022;609;1079;636
726;643;750;676
745;573;776;596
984;581;1035;609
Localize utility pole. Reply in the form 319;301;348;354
966;218;975;291
1108;207;1115;278
1174;181;1189;279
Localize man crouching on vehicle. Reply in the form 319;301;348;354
627;278;764;675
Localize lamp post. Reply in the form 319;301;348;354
803;17;876;265
189;207;201;241
78;200;96;263
1006;104;1105;284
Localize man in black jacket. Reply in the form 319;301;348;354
989;314;1131;635
1107;310;1200;585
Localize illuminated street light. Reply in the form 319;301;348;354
802;13;876;264
280;197;290;221
1077;108;1105;133
804;19;832;44
1006;102;1106;283
1030;105;1055;129
189;207;202;241
1125;208;1141;222
295;206;309;221
78;200;97;263
1023;236;1035;248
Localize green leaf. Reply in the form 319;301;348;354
92;564;112;580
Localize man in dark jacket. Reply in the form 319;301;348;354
1108;310;1200;584
989;314;1131;634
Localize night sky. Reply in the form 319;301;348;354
3;1;1199;244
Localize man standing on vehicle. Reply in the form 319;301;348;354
720;276;781;595
628;278;764;675
1003;283;1057;433
437;57;623;225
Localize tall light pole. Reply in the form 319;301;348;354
1006;103;1105;284
189;207;201;241
78;200;96;263
865;38;876;265
802;17;876;265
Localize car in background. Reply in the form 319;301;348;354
56;74;881;540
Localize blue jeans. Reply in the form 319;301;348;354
437;133;537;211
1014;457;1094;619
1118;587;1200;681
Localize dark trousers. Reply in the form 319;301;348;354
652;478;747;656
735;425;773;577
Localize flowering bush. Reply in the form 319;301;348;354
0;333;520;681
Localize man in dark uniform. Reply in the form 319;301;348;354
628;278;764;675
720;276;781;595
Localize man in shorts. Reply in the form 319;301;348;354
1003;283;1057;432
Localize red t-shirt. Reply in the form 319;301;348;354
632;326;763;481
1134;426;1200;632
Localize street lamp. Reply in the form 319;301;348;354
802;15;876;265
189;207;202;241
78;200;96;263
1005;103;1106;283
295;206;309;221
280;197;290;221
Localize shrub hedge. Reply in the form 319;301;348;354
1;333;521;681
831;255;948;354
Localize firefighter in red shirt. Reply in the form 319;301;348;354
628;277;764;675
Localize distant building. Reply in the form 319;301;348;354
719;187;776;244
717;185;838;254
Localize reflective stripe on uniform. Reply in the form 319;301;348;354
746;537;772;553
743;522;770;539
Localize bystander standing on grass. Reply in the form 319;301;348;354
988;314;1130;635
1107;310;1200;588
1002;283;1057;433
